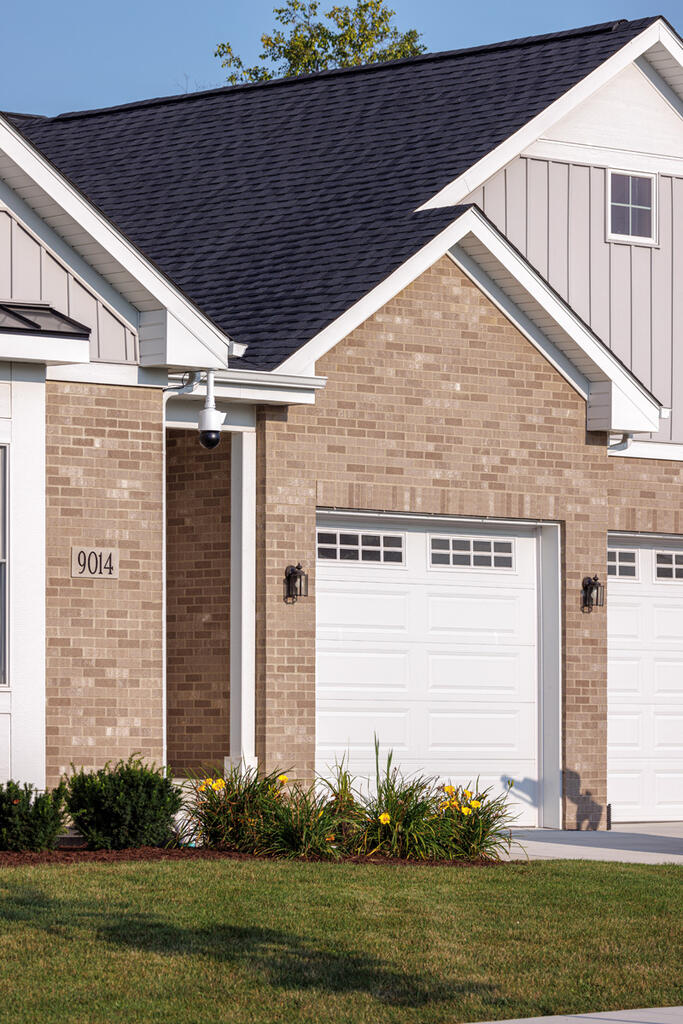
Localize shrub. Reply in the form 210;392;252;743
431;779;517;861
66;757;183;850
0;780;66;851
184;765;284;851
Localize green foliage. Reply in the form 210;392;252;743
185;742;516;862
0;780;66;851
215;0;426;84
65;757;183;850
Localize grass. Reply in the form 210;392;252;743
0;860;680;1024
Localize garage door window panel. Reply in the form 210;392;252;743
430;536;515;571
608;549;638;579
655;551;683;581
317;530;405;564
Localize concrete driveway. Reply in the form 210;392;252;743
473;1008;683;1023
507;822;683;864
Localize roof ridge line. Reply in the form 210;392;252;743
20;15;660;123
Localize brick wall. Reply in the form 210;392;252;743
256;255;621;826
166;429;230;773
45;382;164;785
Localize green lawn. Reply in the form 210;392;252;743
0;860;680;1024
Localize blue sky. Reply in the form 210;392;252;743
2;1;679;117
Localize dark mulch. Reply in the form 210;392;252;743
0;846;513;869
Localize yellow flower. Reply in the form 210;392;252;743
443;785;455;795
461;806;472;816
212;779;226;791
325;835;335;842
197;784;206;793
277;774;289;785
450;799;460;810
379;812;391;826
464;790;472;800
470;800;481;809
318;809;324;818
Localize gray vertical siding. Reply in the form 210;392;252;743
467;156;683;443
0;207;138;364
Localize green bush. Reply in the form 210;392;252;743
184;765;285;851
0;780;66;851
66;757;183;850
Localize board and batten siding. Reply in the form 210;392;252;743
0;206;138;364
466;157;683;443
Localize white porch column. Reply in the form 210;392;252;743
228;430;257;770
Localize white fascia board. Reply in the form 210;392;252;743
523;139;683;177
47;362;167;387
168;367;326;406
609;440;683;460
419;19;677;210
0;333;90;365
0;114;241;367
453;213;663;430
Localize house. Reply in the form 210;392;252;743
1;15;682;829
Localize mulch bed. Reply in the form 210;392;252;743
0;846;514;868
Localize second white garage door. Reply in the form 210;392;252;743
608;535;683;822
315;515;541;825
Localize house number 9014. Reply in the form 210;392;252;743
71;547;119;579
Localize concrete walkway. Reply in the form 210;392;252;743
507;822;683;864
474;1008;683;1023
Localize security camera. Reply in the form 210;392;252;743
197;369;222;449
198;405;222;449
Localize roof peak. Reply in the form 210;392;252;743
16;15;661;124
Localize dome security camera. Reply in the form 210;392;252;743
197;369;222;449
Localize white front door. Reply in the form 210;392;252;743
315;516;541;825
608;536;683;822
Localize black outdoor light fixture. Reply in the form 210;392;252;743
581;574;605;613
284;563;309;603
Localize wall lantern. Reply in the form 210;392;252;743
581;575;605;613
284;563;309;603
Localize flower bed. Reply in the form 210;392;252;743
181;747;516;862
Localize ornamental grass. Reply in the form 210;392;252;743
183;742;517;862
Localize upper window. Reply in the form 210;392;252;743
607;171;657;244
430;536;514;571
317;529;404;564
607;549;637;579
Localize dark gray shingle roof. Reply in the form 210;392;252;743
9;17;658;369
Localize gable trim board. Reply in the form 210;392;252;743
280;206;665;436
0;113;245;371
420;18;683;210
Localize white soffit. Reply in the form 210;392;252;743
0;114;242;368
420;18;683;210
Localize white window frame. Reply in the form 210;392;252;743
606;169;658;246
428;534;516;573
607;548;639;581
315;528;405;566
653;549;683;583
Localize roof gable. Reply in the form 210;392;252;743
6;17;659;371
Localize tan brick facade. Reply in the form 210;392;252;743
253;255;683;828
166;428;230;773
45;382;164;786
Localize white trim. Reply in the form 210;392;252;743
523;139;683;177
277;206;663;435
0;333;90;365
8;363;46;788
0;113;242;367
606;168;658;245
166;368;326;407
47;362;167;387
608;439;683;460
419;19;682;210
228;431;257;771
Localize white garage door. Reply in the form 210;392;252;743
315;516;541;825
608;536;683;822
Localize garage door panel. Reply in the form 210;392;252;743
317;647;410;697
608;537;683;821
428;707;535;756
317;588;409;635
317;707;410;756
426;591;535;644
427;648;536;702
